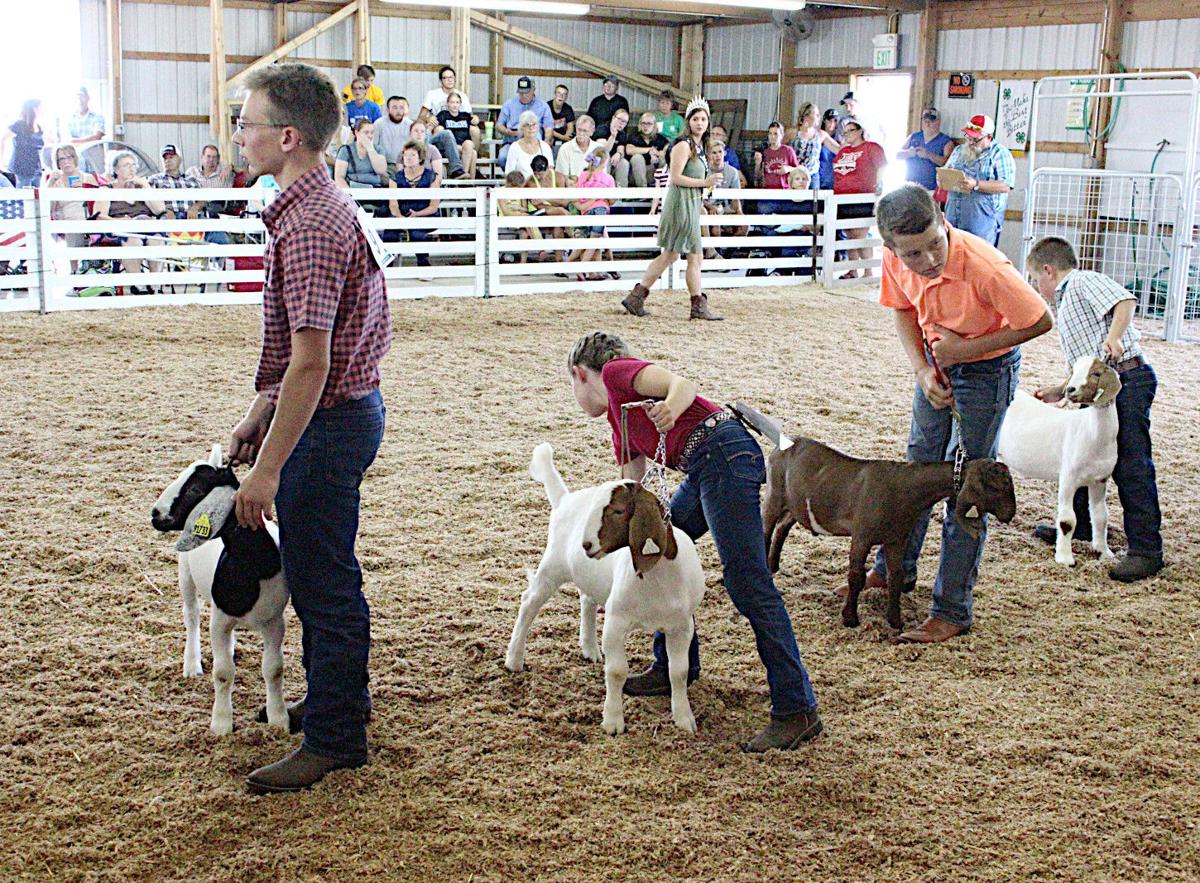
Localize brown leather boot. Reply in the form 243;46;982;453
689;293;723;321
621;283;651;317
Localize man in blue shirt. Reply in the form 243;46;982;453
495;76;553;167
943;113;1015;247
897;107;953;194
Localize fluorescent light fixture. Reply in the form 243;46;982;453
392;0;590;14
687;0;805;8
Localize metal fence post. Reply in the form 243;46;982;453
821;192;838;287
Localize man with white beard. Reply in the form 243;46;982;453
943;114;1014;246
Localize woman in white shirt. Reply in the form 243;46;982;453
504;110;553;180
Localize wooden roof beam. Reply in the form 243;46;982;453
225;0;358;92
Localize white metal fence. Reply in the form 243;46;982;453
1023;71;1200;342
0;184;884;314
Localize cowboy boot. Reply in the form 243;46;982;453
689;293;723;321
621;283;651;317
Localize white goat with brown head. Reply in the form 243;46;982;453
998;355;1123;567
506;443;705;737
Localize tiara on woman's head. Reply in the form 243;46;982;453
685;95;710;117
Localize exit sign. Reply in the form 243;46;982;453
873;46;897;69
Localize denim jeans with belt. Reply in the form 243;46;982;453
873;349;1021;628
649;420;819;718
1065;363;1163;561
274;389;385;764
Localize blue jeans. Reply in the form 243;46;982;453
274;389;385;764
873;349;1021;628
650;420;818;718
430;130;463;175
1066;363;1162;560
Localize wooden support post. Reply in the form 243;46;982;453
679;23;704;96
227;1;358;92
355;0;370;70
778;37;796;126
106;0;123;136
909;0;938;133
1079;0;1125;271
451;5;470;97
472;11;690;104
211;0;230;160
489;14;505;106
274;1;288;47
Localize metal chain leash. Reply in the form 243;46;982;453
620;400;672;527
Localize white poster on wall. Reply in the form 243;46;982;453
996;80;1034;151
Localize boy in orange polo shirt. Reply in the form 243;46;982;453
867;185;1052;643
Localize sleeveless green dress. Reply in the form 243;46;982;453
657;151;705;255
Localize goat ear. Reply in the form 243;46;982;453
176;485;237;552
953;466;984;540
629;487;670;576
1093;367;1122;407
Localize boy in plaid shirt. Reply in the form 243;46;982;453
1026;237;1163;582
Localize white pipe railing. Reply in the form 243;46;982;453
4;184;886;314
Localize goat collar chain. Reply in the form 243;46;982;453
923;336;973;474
620;400;672;527
952;445;967;495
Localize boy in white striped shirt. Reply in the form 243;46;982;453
1026;236;1164;582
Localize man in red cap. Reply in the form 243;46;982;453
942;113;1014;246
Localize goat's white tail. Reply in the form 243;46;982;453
209;443;223;467
529;443;569;509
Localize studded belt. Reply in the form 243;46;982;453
678;410;733;471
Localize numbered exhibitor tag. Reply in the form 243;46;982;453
357;206;395;270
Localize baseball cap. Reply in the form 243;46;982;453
921;107;939;120
517;76;534;93
840;91;856;104
603;74;619;87
962;114;995;137
161;143;179;156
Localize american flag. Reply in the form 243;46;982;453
0;193;26;249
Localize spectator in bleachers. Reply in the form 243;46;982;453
586;75;629;139
575;145;616;281
91;151;166;292
654;91;684;142
789;102;823;191
187;144;234;188
527;153;570;241
374;96;412;171
897;106;953;200
3;100;45;188
325;104;353;170
943;113;1014;247
334;118;391;194
68;87;105;172
832;117;887;279
407;121;445;179
756;122;799;214
496;77;554;167
434;91;477;179
419;66;476;179
341;64;384;106
497;169;538;264
345;78;382;128
549;84;576;153
504;110;553;181
626;113;668;188
711;124;741;173
555;113;596;182
600;108;631;188
149;144;202;219
817;108;841;190
391;140;440;271
702;139;746;257
47;145;99;269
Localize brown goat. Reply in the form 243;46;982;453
762;438;1017;630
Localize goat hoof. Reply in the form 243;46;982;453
210;718;234;737
601;717;626;736
581;647;603;664
841;613;860;629
183;662;203;678
1056;554;1077;567
504;658;524;673
674;713;697;734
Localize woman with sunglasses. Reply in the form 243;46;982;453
46;146;99;272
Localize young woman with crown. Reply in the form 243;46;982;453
621;96;725;321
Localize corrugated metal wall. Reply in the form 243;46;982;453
705;24;779;131
1122;18;1200;68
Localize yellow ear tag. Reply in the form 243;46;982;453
192;513;213;539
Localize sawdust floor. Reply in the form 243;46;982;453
2;287;1198;882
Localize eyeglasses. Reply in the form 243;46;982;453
441;74;455;80
235;118;285;132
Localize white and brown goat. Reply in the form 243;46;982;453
762;438;1017;631
997;355;1122;566
506;443;706;736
